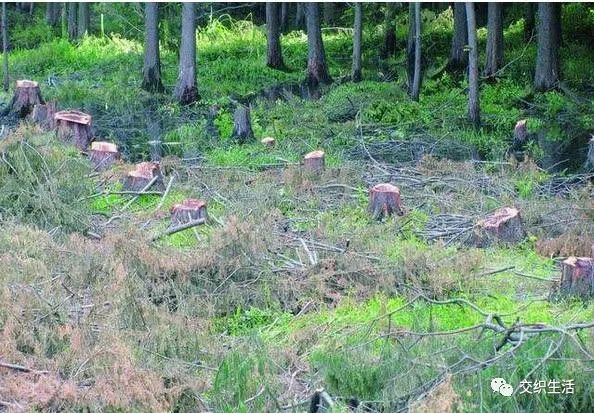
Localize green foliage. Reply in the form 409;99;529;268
0;132;93;231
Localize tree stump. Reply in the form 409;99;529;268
261;137;276;147
171;199;207;225
475;207;525;246
9;80;45;118
304;150;325;172
29;101;57;130
89;141;120;171
559;257;594;298
368;183;404;220
54;110;93;150
514;119;527;146
231;105;254;143
122;161;164;192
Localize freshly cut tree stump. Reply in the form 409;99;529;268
475;207;525;246
559;257;594;298
231;105;254;143
513;119;527;146
9;80;45;117
89;141;120;171
368;183;404;220
171;199;207;225
54;110;93;150
122;161;164;192
261;137;276;147
304;150;325;172
30;101;57;130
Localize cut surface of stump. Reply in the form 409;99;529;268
9;79;44;118
89;141;120;171
122;161;165;192
303;150;325;172
475;207;524;246
231;105;254;144
559;257;594;298
171;199;207;226
30;101;57;130
368;183;403;220
55;110;93;150
261;137;276;147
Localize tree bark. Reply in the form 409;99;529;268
231;105;254;144
67;2;77;41
266;2;285;70
77;2;90;38
534;3;561;92
45;3;62;27
448;3;468;72
305;2;331;86
369;183;404;220
174;2;198;104
466;2;480;128
9;80;44;118
295;2;305;31
55;110;94;151
524;3;535;41
351;3;362;82
407;2;421;101
323;2;336;25
2;2;8;93
484;2;503;78
382;2;396;58
280;2;288;32
141;2;164;93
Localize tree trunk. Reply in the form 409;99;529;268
2;2;8;93
534;3;561;92
323;2;336;25
55;110;94;150
382;2;396;58
559;257;594;299
266;2;285;70
171;199;207;226
30;101;58;130
280;2;288;32
466;2;480;128
303;150;325;172
524;3;535;41
369;183;404;220
9;80;44;118
141;2;163;93
67;2;77;40
231;105;254;144
448;3;468;72
46;3;62;27
89;141;120;171
77;2;90;38
295;3;305;30
305;2;331;86
408;2;421;101
351;3;362;82
483;3;503;78
174;2;198;104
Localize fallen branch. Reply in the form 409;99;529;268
0;360;49;374
151;218;206;241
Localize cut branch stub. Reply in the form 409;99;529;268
261;137;276;147
559;257;594;298
303;150;325;172
10;80;45;118
122;161;164;192
30;101;57;130
231;105;254;144
475;207;525;247
89;141;121;171
368;183;404;220
54;110;93;150
171;199;207;226
513;119;527;146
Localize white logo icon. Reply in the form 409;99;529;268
491;378;514;397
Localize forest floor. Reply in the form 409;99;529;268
1;5;594;413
